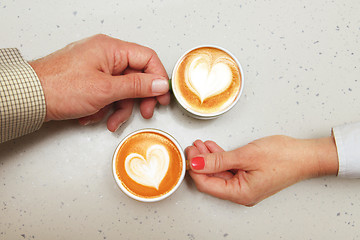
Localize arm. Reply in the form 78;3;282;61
0;48;46;143
1;34;170;143
186;135;339;206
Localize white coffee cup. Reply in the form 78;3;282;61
171;45;244;119
112;128;186;202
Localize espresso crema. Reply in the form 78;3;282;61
173;47;242;116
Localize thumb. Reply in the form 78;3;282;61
110;73;169;100
190;150;242;174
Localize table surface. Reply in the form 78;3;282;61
1;0;360;239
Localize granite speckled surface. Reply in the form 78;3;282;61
1;0;360;239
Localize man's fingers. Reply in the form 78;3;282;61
107;99;134;132
139;97;157;119
108;38;168;77
156;92;171;106
78;105;112;125
122;43;167;77
109;73;169;101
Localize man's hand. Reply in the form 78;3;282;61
29;34;170;131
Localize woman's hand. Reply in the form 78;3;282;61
186;135;338;206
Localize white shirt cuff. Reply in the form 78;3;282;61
333;122;360;178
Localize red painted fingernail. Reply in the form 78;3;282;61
191;156;205;170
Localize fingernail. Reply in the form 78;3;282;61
191;156;205;170
114;120;127;132
152;79;169;94
80;120;91;126
114;124;122;132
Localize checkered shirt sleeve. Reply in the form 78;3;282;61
0;48;46;143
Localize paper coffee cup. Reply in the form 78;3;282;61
171;45;244;119
112;128;186;202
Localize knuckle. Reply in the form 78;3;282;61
212;152;224;171
225;180;244;205
130;74;143;97
227;178;258;206
143;46;157;57
86;34;109;47
92;33;108;41
238;192;257;206
143;48;158;68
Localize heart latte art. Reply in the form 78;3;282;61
174;47;242;116
114;131;183;199
125;145;170;190
187;56;233;103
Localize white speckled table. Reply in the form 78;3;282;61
1;0;360;239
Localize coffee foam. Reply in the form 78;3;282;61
115;131;183;199
125;144;170;190
174;47;241;115
187;56;232;102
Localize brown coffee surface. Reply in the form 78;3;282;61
174;47;241;114
115;131;183;199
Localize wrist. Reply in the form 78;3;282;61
308;136;339;177
28;60;51;122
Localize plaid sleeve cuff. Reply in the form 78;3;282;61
0;48;46;143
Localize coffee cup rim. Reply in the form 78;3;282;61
171;45;244;119
112;128;186;202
